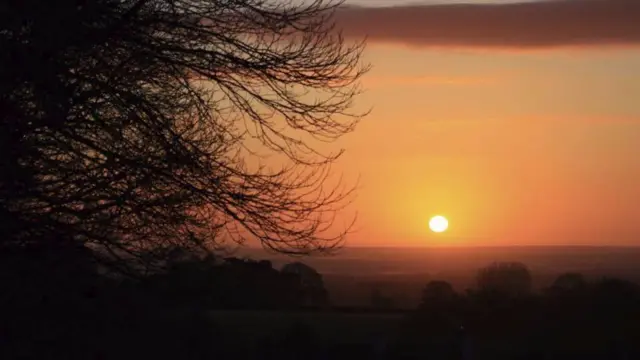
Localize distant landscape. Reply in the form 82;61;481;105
240;246;640;308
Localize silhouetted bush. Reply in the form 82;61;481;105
139;257;329;310
421;280;457;306
282;261;330;308
370;288;395;309
476;261;532;297
395;265;640;360
552;272;587;291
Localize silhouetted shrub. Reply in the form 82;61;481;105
371;288;395;309
282;262;330;308
476;262;532;297
546;272;588;298
553;272;587;290
421;280;457;307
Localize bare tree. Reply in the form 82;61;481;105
0;0;368;272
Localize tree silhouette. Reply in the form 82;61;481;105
282;261;329;307
549;272;587;294
476;262;532;297
1;0;368;271
370;288;394;309
421;280;457;307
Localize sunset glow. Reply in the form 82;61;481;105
328;0;640;247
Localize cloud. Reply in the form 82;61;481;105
335;0;640;48
362;74;500;88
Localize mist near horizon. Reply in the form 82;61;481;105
233;245;640;309
239;245;640;277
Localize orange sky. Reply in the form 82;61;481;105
320;1;640;247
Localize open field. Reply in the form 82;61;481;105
207;309;406;342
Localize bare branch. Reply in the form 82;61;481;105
0;0;368;271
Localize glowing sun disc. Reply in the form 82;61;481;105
429;216;449;233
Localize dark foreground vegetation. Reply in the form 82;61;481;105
4;252;640;360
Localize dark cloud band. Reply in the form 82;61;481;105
335;0;640;48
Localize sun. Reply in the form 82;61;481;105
429;215;449;233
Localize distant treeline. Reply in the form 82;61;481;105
4;248;640;359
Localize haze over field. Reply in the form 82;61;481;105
240;246;640;308
242;246;640;277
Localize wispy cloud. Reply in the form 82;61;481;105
362;74;500;88
335;0;640;48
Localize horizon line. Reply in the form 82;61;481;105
241;244;640;250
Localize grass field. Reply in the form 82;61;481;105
207;309;406;342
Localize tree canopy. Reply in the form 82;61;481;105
0;0;368;272
476;262;533;297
